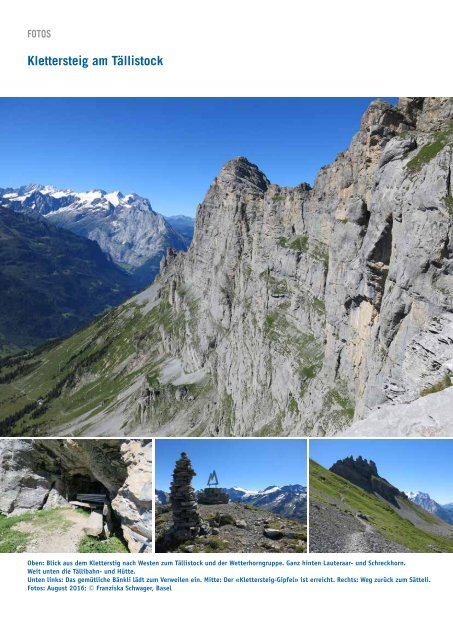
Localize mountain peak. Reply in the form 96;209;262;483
214;156;270;193
330;456;404;505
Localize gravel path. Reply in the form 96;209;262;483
310;500;409;553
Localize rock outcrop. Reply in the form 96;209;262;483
111;440;153;552
330;455;404;504
0;439;152;552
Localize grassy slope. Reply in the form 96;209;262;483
310;459;453;552
78;535;129;553
0;298;166;435
0;285;212;435
0;509;128;553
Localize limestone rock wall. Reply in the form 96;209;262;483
111;440;153;553
150;97;453;435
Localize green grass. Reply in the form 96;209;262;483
0;514;30;552
289;236;309;252
407;127;453;172
277;235;308;252
78;535;129;553
311;297;326;315
420;374;452;397
0;508;80;553
325;387;355;420
0;291;194;434
288;398;299;415
310;460;453;552
200;537;230;552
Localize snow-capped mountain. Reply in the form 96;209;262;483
155;484;307;522
0;184;191;286
407;491;453;524
224;484;307;521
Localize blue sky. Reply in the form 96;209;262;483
0;98;396;217
155;439;307;492
310;439;453;505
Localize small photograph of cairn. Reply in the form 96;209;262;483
155;439;307;553
0;439;152;553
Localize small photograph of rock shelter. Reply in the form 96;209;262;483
155;438;307;553
0;439;152;553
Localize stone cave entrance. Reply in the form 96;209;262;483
64;472;109;503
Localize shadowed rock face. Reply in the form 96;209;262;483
330;455;404;505
0;439;152;552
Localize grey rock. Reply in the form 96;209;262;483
263;528;285;540
6;98;453;437
235;519;247;529
111;440;153;553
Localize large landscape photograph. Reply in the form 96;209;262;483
0;97;452;437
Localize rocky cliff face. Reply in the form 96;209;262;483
0;439;152;551
330;455;404;504
1;98;452;437
150;97;453;435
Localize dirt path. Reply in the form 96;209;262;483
343;517;376;552
13;509;88;553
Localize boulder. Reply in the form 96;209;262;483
263;528;285;540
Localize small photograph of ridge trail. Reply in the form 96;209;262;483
155;439;307;553
0;439;152;553
309;439;453;553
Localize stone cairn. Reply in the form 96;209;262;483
170;452;209;540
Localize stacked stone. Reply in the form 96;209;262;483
170;452;205;539
198;488;229;505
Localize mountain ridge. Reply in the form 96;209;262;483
0;184;192;287
0;205;136;354
310;459;453;552
407;490;453;524
156;483;307;522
